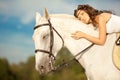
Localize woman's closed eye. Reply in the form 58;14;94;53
81;13;84;15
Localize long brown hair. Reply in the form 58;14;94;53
74;4;113;26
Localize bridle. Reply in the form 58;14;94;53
34;18;94;72
34;19;64;60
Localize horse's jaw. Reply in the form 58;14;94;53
35;52;56;74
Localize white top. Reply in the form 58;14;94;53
106;14;120;33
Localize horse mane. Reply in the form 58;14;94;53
50;14;77;20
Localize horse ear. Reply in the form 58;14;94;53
36;12;41;23
44;8;50;20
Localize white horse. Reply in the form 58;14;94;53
32;9;120;80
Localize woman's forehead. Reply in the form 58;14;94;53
77;10;84;16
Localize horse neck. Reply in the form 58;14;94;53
50;14;87;37
50;15;96;56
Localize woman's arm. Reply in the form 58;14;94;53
72;15;107;45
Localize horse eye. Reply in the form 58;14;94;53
43;34;49;39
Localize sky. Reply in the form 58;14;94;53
0;0;120;64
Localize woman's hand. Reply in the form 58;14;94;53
71;31;84;40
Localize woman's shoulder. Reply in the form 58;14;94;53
96;13;112;23
100;13;112;17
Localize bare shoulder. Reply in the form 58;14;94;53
95;13;112;27
98;13;112;23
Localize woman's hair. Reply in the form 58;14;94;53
74;4;113;26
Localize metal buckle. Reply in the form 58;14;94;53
116;36;120;45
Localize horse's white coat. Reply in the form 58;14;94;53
33;11;120;80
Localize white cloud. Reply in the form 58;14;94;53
0;0;120;25
0;0;75;24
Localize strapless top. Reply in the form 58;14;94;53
106;14;120;33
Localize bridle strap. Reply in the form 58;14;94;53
34;18;97;72
34;19;54;58
74;43;94;58
35;49;51;54
34;23;49;30
51;43;94;72
48;19;54;58
35;49;55;58
52;27;64;46
34;19;64;59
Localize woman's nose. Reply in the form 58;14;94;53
81;18;85;22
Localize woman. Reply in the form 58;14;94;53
71;4;120;45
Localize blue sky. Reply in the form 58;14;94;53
0;0;120;64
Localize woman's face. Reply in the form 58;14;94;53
77;10;91;24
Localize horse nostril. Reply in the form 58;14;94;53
40;65;44;69
39;65;46;74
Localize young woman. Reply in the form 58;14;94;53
71;4;120;45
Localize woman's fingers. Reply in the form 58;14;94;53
71;34;80;40
71;31;82;40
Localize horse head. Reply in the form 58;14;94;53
32;9;63;74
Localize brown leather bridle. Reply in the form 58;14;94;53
33;18;95;72
34;19;64;60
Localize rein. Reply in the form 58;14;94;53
34;19;94;72
53;43;94;72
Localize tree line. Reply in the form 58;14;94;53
0;47;87;80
